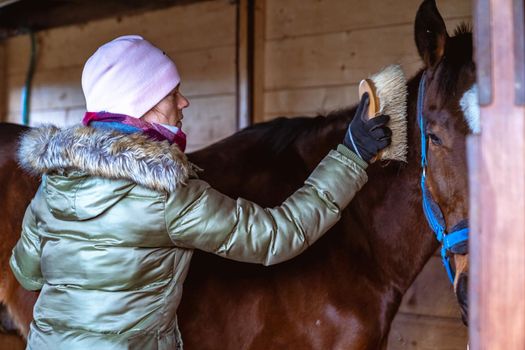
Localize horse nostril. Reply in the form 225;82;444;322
456;273;469;326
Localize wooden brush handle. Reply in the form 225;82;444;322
358;79;379;120
358;78;382;163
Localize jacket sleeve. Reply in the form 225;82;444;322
165;147;368;266
9;202;44;291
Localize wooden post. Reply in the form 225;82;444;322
470;0;525;348
467;134;481;350
236;0;250;130
237;0;265;129
0;41;5;122
252;0;265;124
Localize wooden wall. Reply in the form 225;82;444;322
263;0;472;120
2;0;237;151
0;0;471;348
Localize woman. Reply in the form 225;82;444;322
10;35;391;349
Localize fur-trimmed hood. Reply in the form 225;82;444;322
18;124;193;193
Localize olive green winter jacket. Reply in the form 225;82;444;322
10;124;368;349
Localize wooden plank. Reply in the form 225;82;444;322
4;35;27;76
27;109;68;127
399;257;463;319
265;26;417;90
237;0;251;129
235;0;266;128
5;111;19;124
387;313;468;350
6;109;68;126
5;0;235;75
467;135;481;350
7;67;84;113
265;19;468;91
150;45;236;98
65;106;87;126
473;0;525;348
0;42;5;122
266;0;472;40
7;45;235;113
474;0;492;105
0;0;207;36
263;85;358;120
513;0;525;105
252;0;266;123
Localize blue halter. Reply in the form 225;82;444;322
417;72;469;284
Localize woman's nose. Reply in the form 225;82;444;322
178;94;190;109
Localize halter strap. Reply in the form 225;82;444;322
417;72;469;284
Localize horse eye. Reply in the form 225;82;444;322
428;133;442;146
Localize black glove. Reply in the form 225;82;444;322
343;93;392;163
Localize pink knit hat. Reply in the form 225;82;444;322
81;35;180;118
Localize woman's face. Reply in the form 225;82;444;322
142;85;190;127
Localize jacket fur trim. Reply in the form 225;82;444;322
17;124;192;192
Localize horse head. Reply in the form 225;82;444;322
414;0;476;325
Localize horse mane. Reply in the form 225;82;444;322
453;22;472;36
237;108;353;156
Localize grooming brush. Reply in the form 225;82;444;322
358;64;408;162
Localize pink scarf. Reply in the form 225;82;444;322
82;111;187;152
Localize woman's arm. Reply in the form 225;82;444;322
165;147;367;266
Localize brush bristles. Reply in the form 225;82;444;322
369;64;408;162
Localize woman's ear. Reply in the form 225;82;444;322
414;0;448;68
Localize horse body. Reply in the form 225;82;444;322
0;124;39;336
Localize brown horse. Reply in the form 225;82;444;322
0;0;472;348
0;123;40;338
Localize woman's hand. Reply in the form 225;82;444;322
343;93;392;163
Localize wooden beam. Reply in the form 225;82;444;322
388;313;467;350
252;0;265;123
471;0;525;348
237;0;265;128
265;0;471;41
0;41;5;122
5;1;236;76
0;0;211;39
236;0;250;129
467;134;481;350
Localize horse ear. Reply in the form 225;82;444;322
415;0;448;68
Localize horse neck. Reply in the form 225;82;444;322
300;72;439;294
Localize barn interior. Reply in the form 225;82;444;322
0;0;471;348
